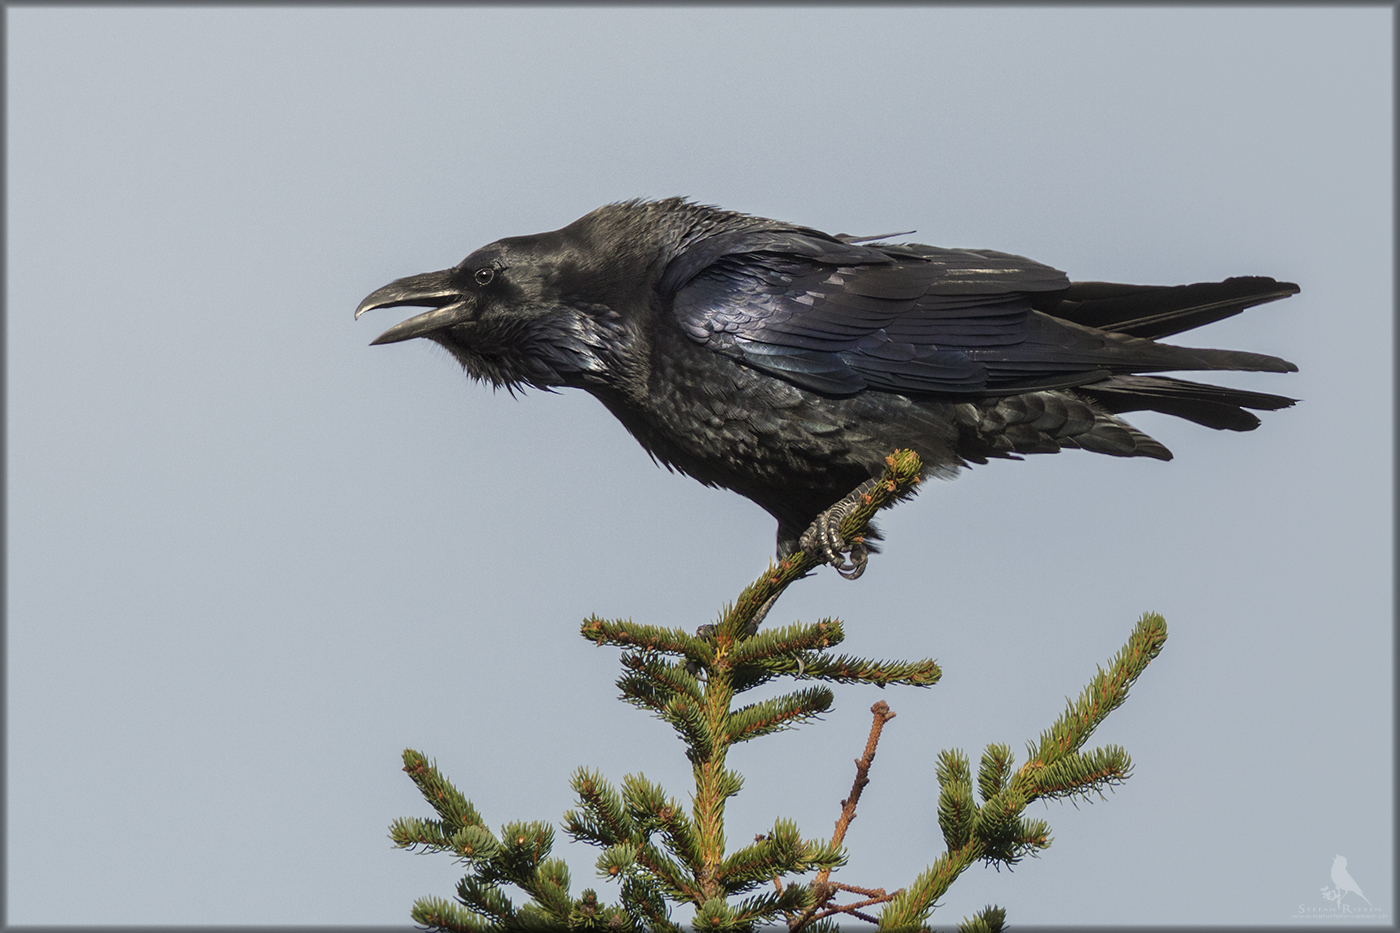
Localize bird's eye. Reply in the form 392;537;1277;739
474;267;495;286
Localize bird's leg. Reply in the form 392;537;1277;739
799;479;882;580
694;593;778;645
687;593;778;677
741;594;778;637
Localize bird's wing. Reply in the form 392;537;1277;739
666;229;1151;396
668;229;1293;397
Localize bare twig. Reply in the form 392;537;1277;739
827;701;897;862
789;702;898;932
809;881;900;925
827;881;889;899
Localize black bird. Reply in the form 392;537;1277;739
357;199;1297;577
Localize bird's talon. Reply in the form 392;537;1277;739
797;495;876;580
835;543;868;579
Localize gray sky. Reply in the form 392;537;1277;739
7;6;1392;927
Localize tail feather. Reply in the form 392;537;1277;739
1078;374;1298;431
1043;276;1300;340
1032;315;1299;378
963;275;1297;459
1156;342;1299;374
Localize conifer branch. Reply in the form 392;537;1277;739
718;819;845;896
732;884;819;924
389;816;457;854
619;877;682;932
958;904;1007;933
935;749;976;852
619;773;679;830
793;653;942;688
401;750;486;830
393;454;1168;932
569;888;642;931
520;857;574;919
595;839;702;906
453;876;516;925
726;687;835;744
878;845;980;930
618;652;705;704
667;696;717;758
580;616;713;665
977;744;1014;803
726;619;845;666
632;841;703;903
1018;612;1166;785
478;820;556;885
1027;745;1133;801
563;769;634;847
620;775;703;871
874;613;1168;929
411;894;496;932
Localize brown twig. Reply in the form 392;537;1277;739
789;702;898;932
820;904;881;925
825;881;889;899
811;882;897;922
827;701;897;864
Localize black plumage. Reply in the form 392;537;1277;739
357;198;1297;563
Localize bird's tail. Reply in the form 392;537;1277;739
1076;374;1297;432
1030;275;1299;430
1042;276;1300;340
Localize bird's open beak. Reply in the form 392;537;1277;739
355;269;469;345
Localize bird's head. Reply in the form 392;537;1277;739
356;223;645;393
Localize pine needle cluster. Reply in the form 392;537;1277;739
390;451;1169;931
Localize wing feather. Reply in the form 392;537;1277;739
668;227;1290;399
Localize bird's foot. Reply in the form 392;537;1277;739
799;479;882;580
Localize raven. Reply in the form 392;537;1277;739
357;198;1297;577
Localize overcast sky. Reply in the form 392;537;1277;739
7;6;1392;928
